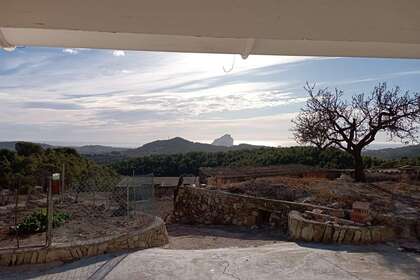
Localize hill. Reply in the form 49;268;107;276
0;141;53;151
0;141;128;155
73;145;129;155
124;137;261;157
364;144;420;160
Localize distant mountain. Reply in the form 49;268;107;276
0;141;128;155
0;137;262;159
124;137;261;157
364;144;420;160
212;134;234;147
73;145;129;155
0;141;53;151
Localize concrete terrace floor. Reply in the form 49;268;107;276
1;242;419;280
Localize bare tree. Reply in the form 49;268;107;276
293;82;420;181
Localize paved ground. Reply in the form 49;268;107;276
1;225;419;279
1;242;419;280
165;224;286;249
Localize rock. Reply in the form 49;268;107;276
30;251;39;264
312;224;326;242
332;227;341;243
211;134;234;147
353;230;362;244
37;250;47;263
371;228;382;243
337;228;347;243
361;228;372;244
0;253;11;266
15;253;24;265
343;229;355;243
322;224;333;243
301;225;314;241
23;252;32;264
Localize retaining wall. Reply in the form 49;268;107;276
0;216;168;266
288;211;394;244
174;186;343;231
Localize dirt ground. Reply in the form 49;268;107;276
0;197;153;249
2;175;419;250
221;176;420;217
165;223;287;250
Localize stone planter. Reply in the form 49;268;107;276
0;216;168;266
288;211;394;244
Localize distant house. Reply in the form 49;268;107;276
153;177;198;198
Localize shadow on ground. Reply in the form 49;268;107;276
296;241;420;279
165;223;288;249
0;252;126;280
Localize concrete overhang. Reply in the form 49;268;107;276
1;0;420;58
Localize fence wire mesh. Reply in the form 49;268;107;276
52;175;157;244
1;172;179;250
0;178;50;250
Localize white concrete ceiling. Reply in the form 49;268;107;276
1;0;420;58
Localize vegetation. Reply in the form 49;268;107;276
293;83;420;181
0;142;119;192
11;209;70;235
363;144;420;160
111;146;355;176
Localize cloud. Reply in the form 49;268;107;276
62;48;79;54
22;101;83;110
112;50;126;57
1;47;420;146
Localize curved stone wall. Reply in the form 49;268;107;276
174;186;343;231
0;216;168;266
288;211;395;244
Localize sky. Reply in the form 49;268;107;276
0;47;420;148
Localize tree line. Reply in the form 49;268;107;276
0;142;118;193
111;146;358;176
111;146;417;177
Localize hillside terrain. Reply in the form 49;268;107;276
364;144;420;160
0;141;128;155
0;136;260;158
3;139;420;161
123;137;260;157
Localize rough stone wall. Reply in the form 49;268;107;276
288;211;395;244
174;186;339;231
0;216;168;266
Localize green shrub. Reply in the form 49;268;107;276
11;209;70;235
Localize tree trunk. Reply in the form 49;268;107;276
353;150;366;182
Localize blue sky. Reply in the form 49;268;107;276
1;47;420;147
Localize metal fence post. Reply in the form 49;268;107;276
61;163;65;202
14;180;20;249
126;182;130;217
46;177;53;247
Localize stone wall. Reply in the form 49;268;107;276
288;211;395;244
0;216;168;266
174;186;343;231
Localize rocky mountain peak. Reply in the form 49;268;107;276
212;134;234;147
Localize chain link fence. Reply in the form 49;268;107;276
0;172;179;251
0;173;156;250
0;177;52;251
51;175;156;244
